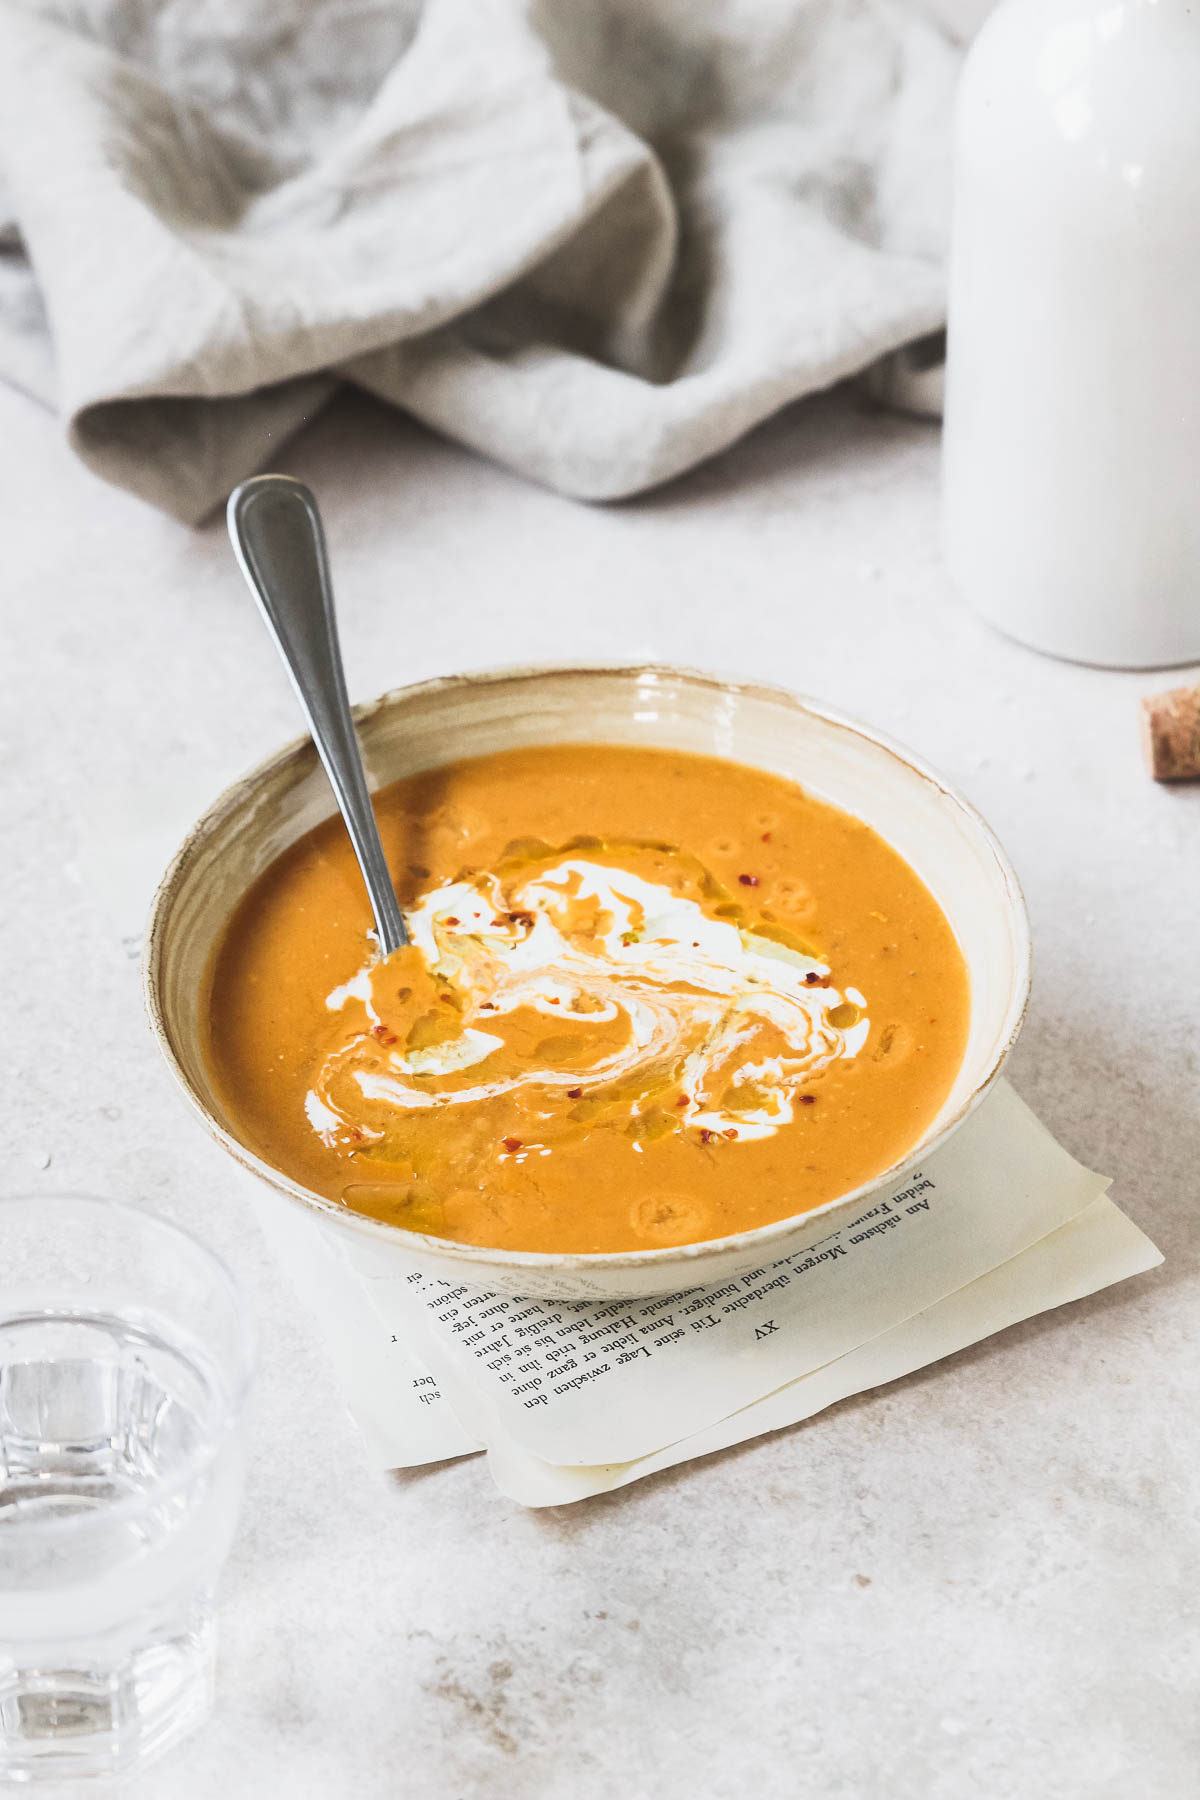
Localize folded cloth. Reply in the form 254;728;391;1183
0;0;961;523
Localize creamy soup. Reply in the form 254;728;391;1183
205;745;969;1253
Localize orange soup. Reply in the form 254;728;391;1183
204;744;969;1253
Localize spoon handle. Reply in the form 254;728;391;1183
227;475;408;954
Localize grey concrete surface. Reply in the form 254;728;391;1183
1;376;1196;1800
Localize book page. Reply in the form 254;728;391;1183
349;1082;1111;1467
483;1195;1161;1504
246;1183;480;1468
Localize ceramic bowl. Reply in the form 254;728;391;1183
144;665;1031;1299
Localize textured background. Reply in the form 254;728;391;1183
2;366;1197;1797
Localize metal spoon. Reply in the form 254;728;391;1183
227;474;408;953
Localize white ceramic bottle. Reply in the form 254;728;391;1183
942;0;1200;667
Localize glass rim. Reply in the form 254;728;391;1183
0;1191;255;1543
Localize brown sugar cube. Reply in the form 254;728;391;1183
1141;682;1200;781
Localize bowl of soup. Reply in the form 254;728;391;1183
144;665;1030;1298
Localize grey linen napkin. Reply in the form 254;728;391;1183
0;0;960;523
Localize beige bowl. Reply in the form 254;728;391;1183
144;664;1031;1299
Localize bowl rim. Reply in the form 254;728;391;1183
143;661;1032;1278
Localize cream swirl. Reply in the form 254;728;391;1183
305;858;868;1151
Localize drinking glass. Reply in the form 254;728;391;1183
0;1194;254;1783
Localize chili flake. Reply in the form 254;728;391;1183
502;1136;523;1153
567;1087;583;1099
738;873;759;887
